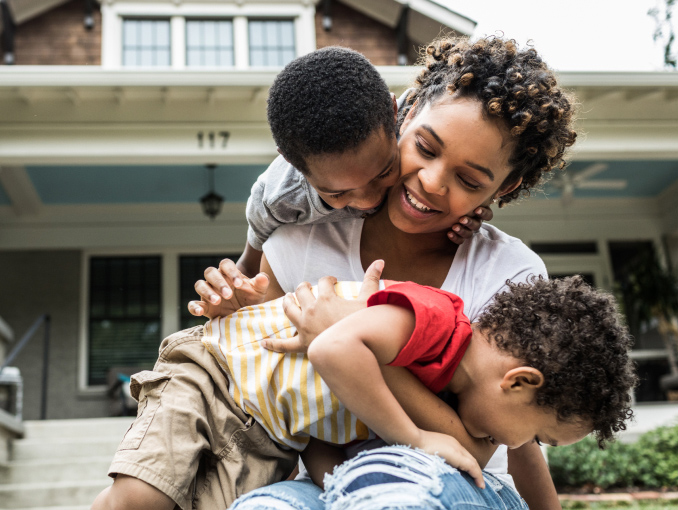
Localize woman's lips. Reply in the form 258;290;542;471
399;184;440;219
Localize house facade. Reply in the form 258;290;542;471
0;0;677;429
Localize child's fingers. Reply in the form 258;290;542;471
474;205;494;222
261;335;306;353
250;272;270;295
203;267;233;300
188;300;208;317
283;293;302;324
454;455;485;489
218;258;245;290
358;259;384;301
194;277;224;304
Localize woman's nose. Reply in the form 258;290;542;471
418;166;448;195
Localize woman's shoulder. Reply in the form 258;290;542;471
469;224;541;261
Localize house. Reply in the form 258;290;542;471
0;0;677;426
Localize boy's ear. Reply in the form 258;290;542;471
500;367;544;393
399;100;419;136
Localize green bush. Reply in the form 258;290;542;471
548;424;678;490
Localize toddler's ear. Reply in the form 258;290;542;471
500;367;544;392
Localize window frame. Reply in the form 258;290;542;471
121;17;172;68
101;1;316;69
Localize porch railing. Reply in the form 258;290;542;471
0;314;50;420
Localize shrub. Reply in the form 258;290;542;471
548;423;678;490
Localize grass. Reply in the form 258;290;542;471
561;502;678;510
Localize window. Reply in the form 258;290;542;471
179;254;240;330
186;20;235;67
122;19;171;67
249;19;296;67
88;256;162;386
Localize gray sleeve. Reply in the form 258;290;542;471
246;156;320;250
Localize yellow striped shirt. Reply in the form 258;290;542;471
202;281;376;451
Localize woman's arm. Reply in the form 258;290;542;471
308;304;484;488
508;442;561;510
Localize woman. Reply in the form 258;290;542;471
192;36;576;510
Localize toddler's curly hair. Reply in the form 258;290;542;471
399;36;577;205
478;276;637;447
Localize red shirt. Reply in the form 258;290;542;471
367;281;472;393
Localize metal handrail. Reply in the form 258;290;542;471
0;314;50;420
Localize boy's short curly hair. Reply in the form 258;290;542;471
398;36;577;205
478;276;637;447
267;47;395;175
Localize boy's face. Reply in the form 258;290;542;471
303;126;400;211
455;326;592;450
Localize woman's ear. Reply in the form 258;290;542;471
499;367;544;392
497;177;523;198
399;100;419;136
390;92;398;123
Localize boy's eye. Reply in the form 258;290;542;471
377;166;395;179
534;437;543;446
329;191;346;199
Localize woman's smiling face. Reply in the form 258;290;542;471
388;95;519;235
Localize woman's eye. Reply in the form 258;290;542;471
415;139;434;158
458;176;481;190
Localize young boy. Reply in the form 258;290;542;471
234;46;487;279
201;275;635;492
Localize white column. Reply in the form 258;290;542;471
162;252;180;338
296;5;317;55
171;16;186;69
101;4;122;68
234;16;249;69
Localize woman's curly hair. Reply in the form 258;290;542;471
477;276;637;447
398;36;577;205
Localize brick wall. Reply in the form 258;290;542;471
315;1;410;65
2;0;101;65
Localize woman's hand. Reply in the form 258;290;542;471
261;259;384;353
188;258;270;319
447;205;493;244
414;430;485;489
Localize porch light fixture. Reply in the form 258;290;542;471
84;0;95;30
200;164;224;220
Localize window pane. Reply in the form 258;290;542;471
219;49;233;67
122;19;171;67
88;256;162;386
248;19;295;68
186;20;234;68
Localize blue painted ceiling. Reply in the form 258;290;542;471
0;160;676;206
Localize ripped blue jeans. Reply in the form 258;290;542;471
230;446;528;510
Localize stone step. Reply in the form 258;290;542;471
11;437;122;462
0;456;112;484
23;417;134;440
0;479;110;508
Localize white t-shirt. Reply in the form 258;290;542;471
263;218;547;485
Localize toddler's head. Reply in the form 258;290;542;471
461;276;636;449
267;47;400;210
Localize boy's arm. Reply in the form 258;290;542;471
300;438;347;489
308;304;484;488
508;442;561;510
381;365;497;468
235;241;263;278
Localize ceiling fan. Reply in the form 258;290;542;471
549;163;627;206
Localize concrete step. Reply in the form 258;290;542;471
11;437;122;462
23;417;134;440
0;456;112;484
0;479;110;508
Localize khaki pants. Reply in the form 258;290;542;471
108;326;298;510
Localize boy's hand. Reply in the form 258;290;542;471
414;430;485;489
447;205;493;245
188;258;269;319
261;260;384;353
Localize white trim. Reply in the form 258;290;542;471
171;16;186;69
100;1;315;69
233;16;249;69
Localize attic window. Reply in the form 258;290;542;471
122;19;171;67
248;19;296;67
186;19;235;67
